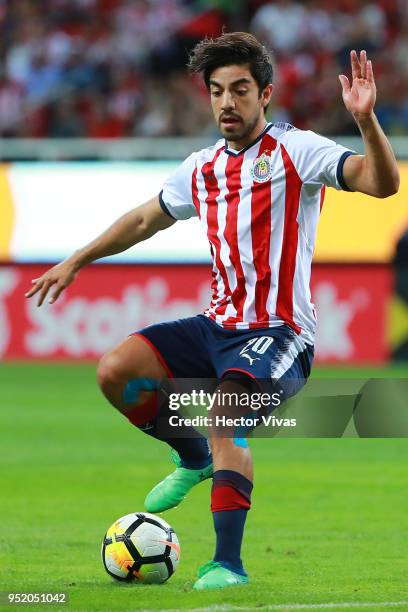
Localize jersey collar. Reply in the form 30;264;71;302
224;122;273;157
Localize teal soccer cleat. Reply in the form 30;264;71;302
193;561;249;590
144;450;213;513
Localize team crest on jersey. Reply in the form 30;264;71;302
251;152;273;183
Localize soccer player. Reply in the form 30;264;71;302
26;33;399;589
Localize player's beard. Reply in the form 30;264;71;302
219;113;260;144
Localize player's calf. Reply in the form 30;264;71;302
195;379;254;586
193;442;252;589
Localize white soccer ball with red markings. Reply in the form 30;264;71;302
101;512;180;584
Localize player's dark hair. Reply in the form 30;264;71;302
188;32;274;94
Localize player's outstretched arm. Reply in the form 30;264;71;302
25;195;175;306
339;50;400;198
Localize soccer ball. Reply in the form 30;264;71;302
101;512;180;584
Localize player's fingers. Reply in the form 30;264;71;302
37;279;55;307
366;59;374;83
350;50;360;80
48;283;66;304
360;49;367;79
25;279;44;298
338;74;351;94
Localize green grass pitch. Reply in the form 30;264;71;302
1;362;408;611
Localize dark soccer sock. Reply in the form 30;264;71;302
152;401;212;469
159;432;212;470
125;392;212;470
211;469;253;576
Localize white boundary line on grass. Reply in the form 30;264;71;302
139;603;408;612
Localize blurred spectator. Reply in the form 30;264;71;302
0;0;406;138
49;96;84;137
25;49;63;102
0;69;24;136
251;0;307;53
87;95;126;137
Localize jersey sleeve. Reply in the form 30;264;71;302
284;129;356;191
159;153;198;220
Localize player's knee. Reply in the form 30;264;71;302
97;351;127;391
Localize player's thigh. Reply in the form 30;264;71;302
216;327;313;402
97;334;167;389
136;316;215;378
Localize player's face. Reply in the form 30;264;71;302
209;64;273;149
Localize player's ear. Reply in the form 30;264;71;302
261;84;273;109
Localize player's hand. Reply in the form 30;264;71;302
25;259;79;306
338;50;376;119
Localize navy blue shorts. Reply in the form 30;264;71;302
135;315;314;401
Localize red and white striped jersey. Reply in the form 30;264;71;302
160;122;353;344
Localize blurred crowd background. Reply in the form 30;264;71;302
0;0;407;139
